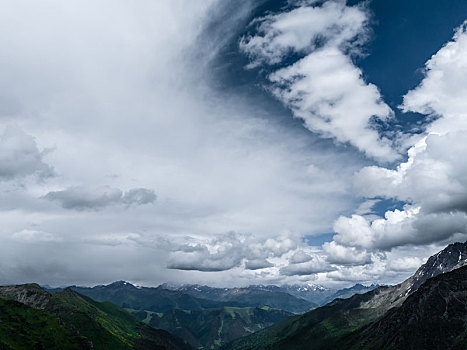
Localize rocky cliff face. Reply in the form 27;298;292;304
360;241;467;311
0;283;51;309
347;265;467;350
410;241;467;291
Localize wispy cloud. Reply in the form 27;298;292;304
241;0;398;161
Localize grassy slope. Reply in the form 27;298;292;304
132;306;292;349
69;285;224;313
222;288;386;350
0;298;87;350
0;285;191;350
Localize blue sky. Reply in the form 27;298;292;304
0;0;466;288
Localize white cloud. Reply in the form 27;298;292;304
323;241;371;265
2;0;462;288
280;258;333;276
0;0;370;286
332;208;467;251
325;20;467;259
354;199;380;215
289;250;313;264
166;233;300;273
401;21;467;125
240;0;368;67
12;229;61;243
388;256;424;272
241;0;398;161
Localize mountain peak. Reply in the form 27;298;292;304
107;280;136;288
410;240;467;291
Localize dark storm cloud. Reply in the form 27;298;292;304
245;259;274;270
44;186;156;210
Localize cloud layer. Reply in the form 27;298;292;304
0;126;53;180
0;0;364;287
0;0;465;288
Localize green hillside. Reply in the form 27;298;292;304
132;306;292;349
0;297;87;349
56;281;314;313
0;284;191;350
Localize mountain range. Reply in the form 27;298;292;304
47;282;316;313
223;241;467;349
0;241;466;349
168;283;379;307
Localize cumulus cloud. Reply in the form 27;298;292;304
167;233;299;273
387;256;424;272
323;241;371;265
244;259;274;270
326;21;467;257
44;186;156;210
0;125;53;180
289;250;313;264
401;21;467;124
241;0;397;161
280;258;333;276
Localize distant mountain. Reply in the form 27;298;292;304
0;284;191;350
322;283;380;305
49;281;315;314
50;281;225;312
45;281;314;349
172;283;378;307
168;284;316;312
132;306;292;349
339;265;467;349
247;284;335;306
223;241;467;350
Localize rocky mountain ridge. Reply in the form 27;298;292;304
223;241;467;350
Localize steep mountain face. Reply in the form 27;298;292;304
358;241;467;312
406;241;467;292
322;284;379;306
340;265;467;350
132;306;292;349
0;284;191;350
51;282;315;313
223;241;467;350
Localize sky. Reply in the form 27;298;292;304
0;0;466;288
